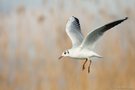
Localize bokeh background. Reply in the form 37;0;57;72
0;0;135;90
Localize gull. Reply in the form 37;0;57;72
59;16;128;73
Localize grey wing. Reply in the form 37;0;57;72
80;17;128;49
66;16;84;48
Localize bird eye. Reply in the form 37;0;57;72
64;52;66;54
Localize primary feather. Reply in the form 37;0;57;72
80;17;128;49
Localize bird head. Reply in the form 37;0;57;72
58;50;70;60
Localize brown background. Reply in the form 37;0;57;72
0;0;135;90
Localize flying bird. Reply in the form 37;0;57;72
59;16;128;73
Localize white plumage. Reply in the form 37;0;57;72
59;16;128;73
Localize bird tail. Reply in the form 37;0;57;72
93;52;103;58
96;54;103;58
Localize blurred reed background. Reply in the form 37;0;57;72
0;0;135;90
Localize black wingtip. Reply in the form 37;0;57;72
124;17;128;20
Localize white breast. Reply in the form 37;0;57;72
69;48;95;59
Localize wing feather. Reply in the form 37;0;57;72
80;17;128;49
66;16;84;48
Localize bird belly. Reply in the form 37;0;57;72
69;49;94;60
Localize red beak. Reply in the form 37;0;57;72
58;56;63;60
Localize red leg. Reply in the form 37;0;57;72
82;59;88;70
88;60;92;73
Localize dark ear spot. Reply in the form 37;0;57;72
67;50;69;54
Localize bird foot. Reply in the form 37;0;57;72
88;67;90;73
88;60;92;73
82;59;88;71
82;66;85;71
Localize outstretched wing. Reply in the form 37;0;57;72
80;17;128;49
66;16;84;48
